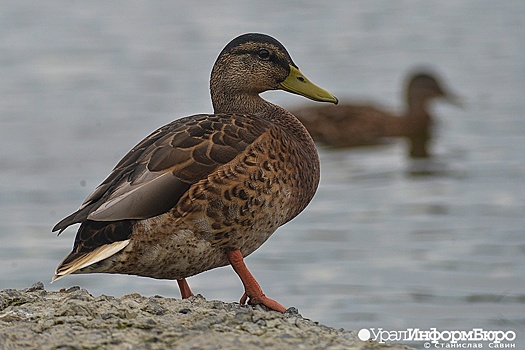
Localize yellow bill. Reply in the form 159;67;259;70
279;65;338;104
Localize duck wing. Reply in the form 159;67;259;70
53;113;269;233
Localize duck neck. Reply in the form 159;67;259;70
405;97;433;158
406;97;430;119
212;89;274;115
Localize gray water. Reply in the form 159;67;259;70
1;1;524;348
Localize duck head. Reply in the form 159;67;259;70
210;33;338;114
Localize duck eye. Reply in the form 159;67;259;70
258;49;270;60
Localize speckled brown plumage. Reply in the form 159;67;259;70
291;70;460;158
52;33;337;312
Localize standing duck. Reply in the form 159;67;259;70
52;33;338;312
291;70;460;158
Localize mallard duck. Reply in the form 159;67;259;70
52;33;338;312
290;71;460;158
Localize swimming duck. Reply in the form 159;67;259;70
290;70;460;158
52;33;338;312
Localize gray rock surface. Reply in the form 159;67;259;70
0;282;414;350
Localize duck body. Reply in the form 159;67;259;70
291;71;458;158
291;103;400;147
53;33;337;312
57;112;318;280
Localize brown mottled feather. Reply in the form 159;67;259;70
53;114;266;231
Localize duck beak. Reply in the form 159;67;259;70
444;92;465;108
279;65;338;104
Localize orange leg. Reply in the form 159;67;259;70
177;278;194;299
227;249;286;312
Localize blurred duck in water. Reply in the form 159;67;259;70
290;70;462;159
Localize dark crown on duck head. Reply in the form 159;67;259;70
218;33;298;69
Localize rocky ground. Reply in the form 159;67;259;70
0;282;414;350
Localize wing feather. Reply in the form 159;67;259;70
52;240;130;282
53;113;269;232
